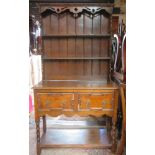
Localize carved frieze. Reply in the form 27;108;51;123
41;6;112;18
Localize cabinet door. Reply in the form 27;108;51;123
37;93;75;111
78;93;114;111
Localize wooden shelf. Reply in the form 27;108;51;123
42;34;111;38
30;0;114;4
42;57;111;60
40;128;112;148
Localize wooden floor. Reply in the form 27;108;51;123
40;128;112;149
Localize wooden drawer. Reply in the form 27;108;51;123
37;93;75;111
78;93;114;111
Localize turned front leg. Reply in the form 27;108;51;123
111;123;117;152
36;120;41;155
111;90;119;153
43;115;46;133
106;116;111;132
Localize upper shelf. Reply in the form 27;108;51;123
30;0;114;3
42;34;111;38
42;57;111;60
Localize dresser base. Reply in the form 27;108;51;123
34;81;118;155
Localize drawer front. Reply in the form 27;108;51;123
37;93;75;111
78;93;114;111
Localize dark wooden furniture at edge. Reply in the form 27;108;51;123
32;1;119;155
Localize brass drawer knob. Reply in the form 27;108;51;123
102;101;107;108
86;100;90;109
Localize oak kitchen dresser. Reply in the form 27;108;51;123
31;1;119;155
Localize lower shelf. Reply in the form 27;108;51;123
40;128;112;149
